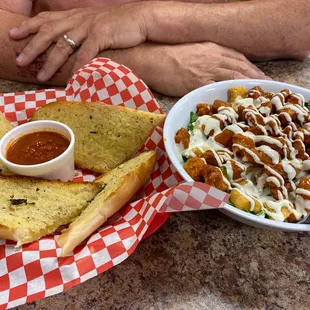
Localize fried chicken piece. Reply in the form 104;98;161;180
212;99;232;113
247;126;266;135
184;157;206;181
266;181;284;200
278;109;297;126
297;177;310;199
265;164;286;179
202;150;219;166
287;94;303;105
248;86;265;99
196;103;212;116
255;139;284;157
175;128;190;149
202;165;229;192
293;140;309;160
242;109;264;126
259;101;273;116
232;133;255;149
280;89;292;99
214;128;236;147
265;92;275;100
229;160;245;180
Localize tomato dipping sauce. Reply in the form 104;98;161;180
6;131;70;165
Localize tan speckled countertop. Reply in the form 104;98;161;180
1;58;310;310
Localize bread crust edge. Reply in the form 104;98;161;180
57;151;156;256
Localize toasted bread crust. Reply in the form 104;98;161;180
57;150;157;256
31;101;165;173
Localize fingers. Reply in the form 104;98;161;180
214;45;268;77
215;68;249;81
219;57;268;80
37;29;87;82
15;17;81;67
71;37;100;74
9;11;71;40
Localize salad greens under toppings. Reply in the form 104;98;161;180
187;111;198;131
220;166;230;181
305;100;310;110
182;154;189;162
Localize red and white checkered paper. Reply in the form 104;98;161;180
0;58;229;309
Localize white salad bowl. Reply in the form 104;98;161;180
164;79;310;231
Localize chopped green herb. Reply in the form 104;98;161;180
220;166;230;180
227;200;234;206
188;123;194;131
305;100;310;110
187;111;198;131
182;154;189;162
256;209;266;218
10;199;27;205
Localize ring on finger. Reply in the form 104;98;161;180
63;34;80;50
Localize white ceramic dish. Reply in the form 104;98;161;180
0;120;75;181
164;79;310;231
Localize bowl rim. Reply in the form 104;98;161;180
0;120;75;169
163;79;310;231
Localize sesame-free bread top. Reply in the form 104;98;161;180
0;176;101;246
30;101;165;173
57;150;157;256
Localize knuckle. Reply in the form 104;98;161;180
89;24;100;37
204;51;217;60
20;20;30;29
236;53;247;62
77;49;89;64
238;61;249;73
69;9;79;17
55;39;71;55
23;42;34;55
39;22;55;36
232;71;244;79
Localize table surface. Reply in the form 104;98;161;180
1;58;310;310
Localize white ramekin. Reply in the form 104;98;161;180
0;120;75;181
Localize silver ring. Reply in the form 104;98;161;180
63;34;80;50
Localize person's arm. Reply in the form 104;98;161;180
0;9;75;85
10;0;309;81
144;0;309;61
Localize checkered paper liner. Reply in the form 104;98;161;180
0;58;229;309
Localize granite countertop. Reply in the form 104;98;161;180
1;59;310;310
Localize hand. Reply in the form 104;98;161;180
129;42;271;97
9;3;148;82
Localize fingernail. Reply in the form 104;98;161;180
16;53;24;64
9;28;19;36
37;70;46;81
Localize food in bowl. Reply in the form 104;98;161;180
175;85;310;222
6;130;70;165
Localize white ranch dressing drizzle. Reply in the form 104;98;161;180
179;89;310;222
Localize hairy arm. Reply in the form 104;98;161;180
144;0;310;60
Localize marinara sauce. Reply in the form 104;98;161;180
6;131;70;165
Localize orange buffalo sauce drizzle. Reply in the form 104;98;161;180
6;131;70;165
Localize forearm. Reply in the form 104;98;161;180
0;9;75;86
99;43;162;88
144;0;310;60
